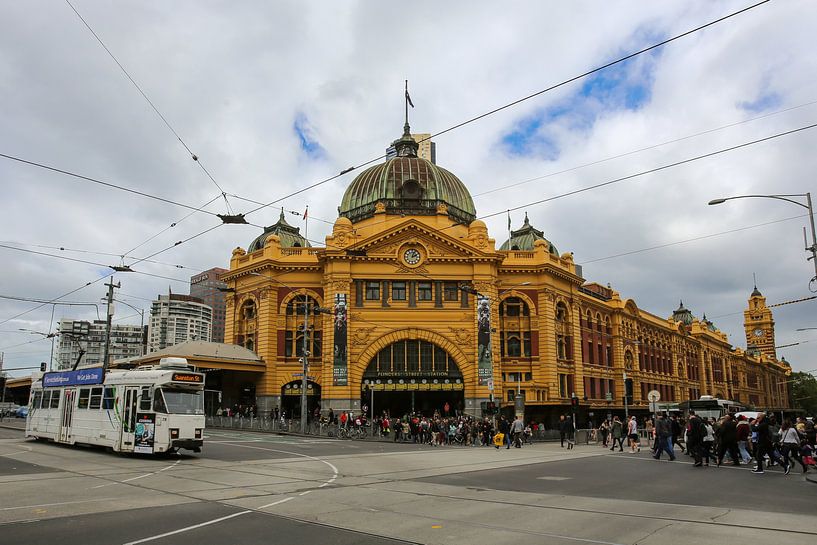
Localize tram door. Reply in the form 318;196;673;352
120;387;139;451
59;389;75;443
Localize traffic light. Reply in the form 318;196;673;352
625;378;634;404
486;401;496;414
40;362;47;372
570;396;579;409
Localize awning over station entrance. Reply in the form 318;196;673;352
113;341;265;373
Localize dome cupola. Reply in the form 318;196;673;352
247;209;310;251
338;122;476;225
500;213;559;255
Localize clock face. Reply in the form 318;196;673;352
753;328;764;337
403;248;421;265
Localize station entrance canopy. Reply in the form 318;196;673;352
114;341;265;373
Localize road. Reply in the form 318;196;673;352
1;426;814;544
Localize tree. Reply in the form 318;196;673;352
789;372;817;416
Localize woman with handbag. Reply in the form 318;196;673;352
780;419;808;474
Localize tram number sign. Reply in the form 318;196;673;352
647;390;661;403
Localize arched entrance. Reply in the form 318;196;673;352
361;339;464;417
280;380;321;421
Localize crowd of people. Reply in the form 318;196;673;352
595;412;816;475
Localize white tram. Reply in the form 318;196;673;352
26;358;205;454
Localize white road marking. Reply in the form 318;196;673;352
257;496;295;509
122;510;252;545
91;459;181;489
1;498;115;511
537;476;572;481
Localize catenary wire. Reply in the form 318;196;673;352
473;98;817;198
579;213;810;264
475;121;817;221
0;275;108;327
241;0;772;218
64;0;233;213
0;152;221;217
0;241;199;270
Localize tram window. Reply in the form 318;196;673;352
40;390;51;409
102;387;116;409
50;390;61;408
32;391;42;409
77;388;91;409
153;390;167;413
139;387;151;411
89;387;103;409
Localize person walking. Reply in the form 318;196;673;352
652;414;676;461
558;415;567;448
780;419;808;474
599;420;609;447
510;415;524;448
752;413;787;474
565;414;576;449
716;414;741;467
686;410;705;467
610;416;624;452
736;415;752;464
627;416;640;453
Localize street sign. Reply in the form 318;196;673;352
649;401;659;413
487;379;494;391
647;389;661;403
605;392;613;402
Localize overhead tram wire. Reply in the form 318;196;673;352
0;275;108;327
473;98;817;198
0;241;200;271
579;213;810;265
64;0;234;214
227;195;336;226
474;121;817;222
0;152;222;218
0;244;191;284
240;0;772;219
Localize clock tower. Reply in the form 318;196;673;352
743;285;776;360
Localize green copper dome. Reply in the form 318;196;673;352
248;209;310;251
500;213;559;255
338;126;476;224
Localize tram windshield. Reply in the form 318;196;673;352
154;388;204;415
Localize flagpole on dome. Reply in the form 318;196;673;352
303;205;309;240
404;80;414;134
507;210;512;251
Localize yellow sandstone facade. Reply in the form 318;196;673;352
221;126;790;422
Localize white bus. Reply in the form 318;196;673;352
26;358;205;454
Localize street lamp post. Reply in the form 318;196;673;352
708;193;816;287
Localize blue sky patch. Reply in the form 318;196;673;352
738;91;782;113
500;29;663;158
293;112;324;159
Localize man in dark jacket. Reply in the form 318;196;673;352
652;414;676;461
716;414;741;466
687;410;705;467
752;413;787;474
558;415;567;448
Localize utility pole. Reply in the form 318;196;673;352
623;371;629;421
101;277;120;373
300;297;309;434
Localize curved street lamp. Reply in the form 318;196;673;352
708;192;816;288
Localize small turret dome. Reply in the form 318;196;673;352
500;213;558;255
248;209;310;251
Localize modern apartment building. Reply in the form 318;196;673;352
56;319;146;370
190;268;228;343
147;294;213;353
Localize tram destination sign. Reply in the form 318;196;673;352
42;368;104;388
171;372;204;384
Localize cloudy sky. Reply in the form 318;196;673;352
2;0;816;376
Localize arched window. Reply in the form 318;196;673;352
283;295;322;358
555;302;568;322
499;297;531;358
236;299;258;352
555;301;571;361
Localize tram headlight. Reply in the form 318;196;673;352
195;428;202;439
170;428;179;439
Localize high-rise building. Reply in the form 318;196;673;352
147;294;212;353
56;319;146;370
190;268;228;343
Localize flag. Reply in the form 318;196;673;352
405;80;414;108
303;206;308;221
507;211;511;231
